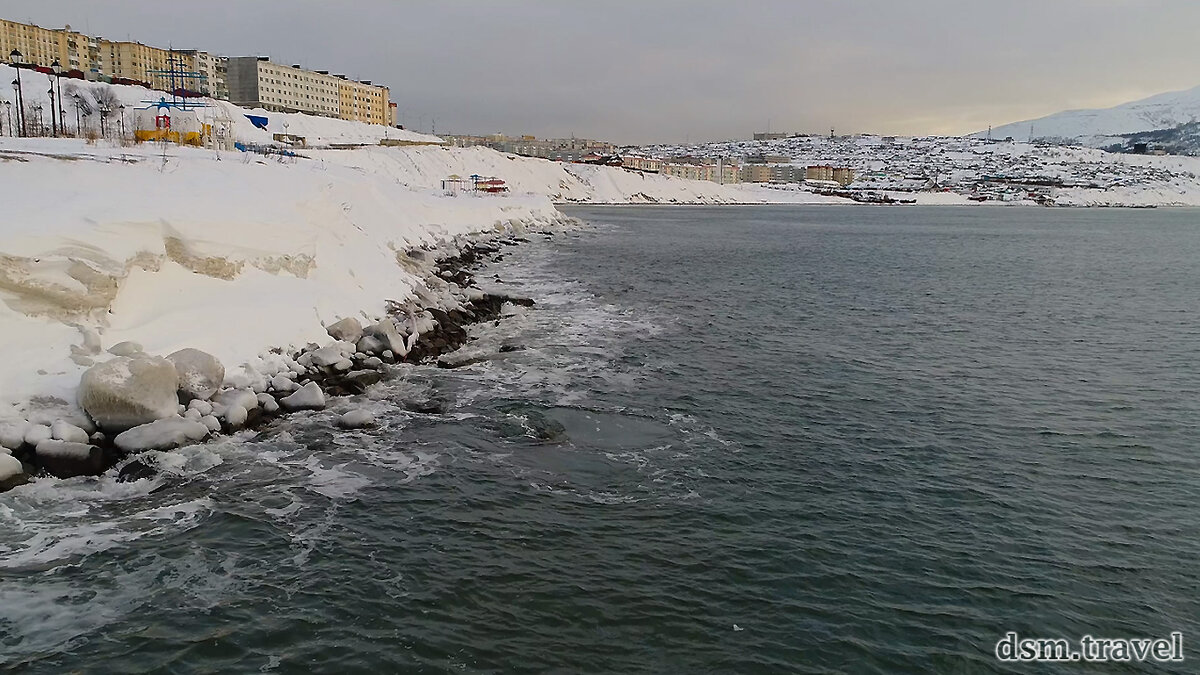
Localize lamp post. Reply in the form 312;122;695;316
72;93;82;136
98;102;110;138
118;104;125;139
47;84;57;137
10;49;25;137
51;59;63;137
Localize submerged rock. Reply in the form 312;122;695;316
79;356;180;433
113;418;210;453
167;349;225;401
337;409;376;429
35;439;106;478
117;458;158;483
280;382;326;411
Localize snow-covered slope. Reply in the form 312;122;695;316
981;84;1200;141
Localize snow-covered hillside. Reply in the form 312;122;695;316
980;84;1200;142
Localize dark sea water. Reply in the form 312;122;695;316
3;205;1200;674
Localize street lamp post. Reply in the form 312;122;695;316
51;59;63;137
72;94;82;136
47;84;57;137
99;103;110;137
10;49;25;137
118;104;125;140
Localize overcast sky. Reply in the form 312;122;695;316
3;1;1198;144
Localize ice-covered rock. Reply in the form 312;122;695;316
326;317;364;344
201;415;221;433
333;359;354;372
363;356;384;370
24;424;52;446
364;320;407;354
280;382;326;411
184;408;202;421
356;335;386;356
270;374;299;393
0;423;28;451
35;440;105;478
51;420;91;444
214;389;259;412
78;356;180;432
0;454;28;492
167;348;226;401
223;405;248;429
310;346;346;368
187;399;214;416
337;409;376;429
113;418;210;453
257;393;280;414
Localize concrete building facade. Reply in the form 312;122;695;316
227;57;391;125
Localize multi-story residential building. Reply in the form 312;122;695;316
227;57;343;117
1;19;224;96
227;57;392;125
337;77;389;125
621;155;663;173
806;165;856;186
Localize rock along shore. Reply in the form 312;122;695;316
0;228;553;492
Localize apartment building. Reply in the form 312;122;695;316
806;165;856;186
338;77;389;125
1;19;225;95
227;57;391;125
227;57;343;117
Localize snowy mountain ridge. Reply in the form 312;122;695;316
980;83;1200;142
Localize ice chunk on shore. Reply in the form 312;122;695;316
113;418;210;452
280;382;325;411
326;318;364;344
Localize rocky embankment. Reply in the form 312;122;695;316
0;234;541;492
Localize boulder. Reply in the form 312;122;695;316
310;346;346;368
187;399;214;416
326;317;364;344
167;349;225;401
356;335;387;356
364;320;407;355
337;409;376;429
280;382;326;411
113;418;210;453
79;356;180;432
200;415;222;433
214;388;259;412
270;374;299;393
223;405;248;429
51;420;91;444
24;424;52;446
35;440;106;478
117;458;157;483
0;454;28;492
257;393;280;414
0;423;28;451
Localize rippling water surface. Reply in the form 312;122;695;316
3;205;1200;673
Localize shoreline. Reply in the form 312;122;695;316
1;230;548;491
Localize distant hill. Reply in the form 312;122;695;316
977;84;1200;143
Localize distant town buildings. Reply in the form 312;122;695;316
806;165;856;186
443;134;616;162
1;17;394;127
621;152;856;187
